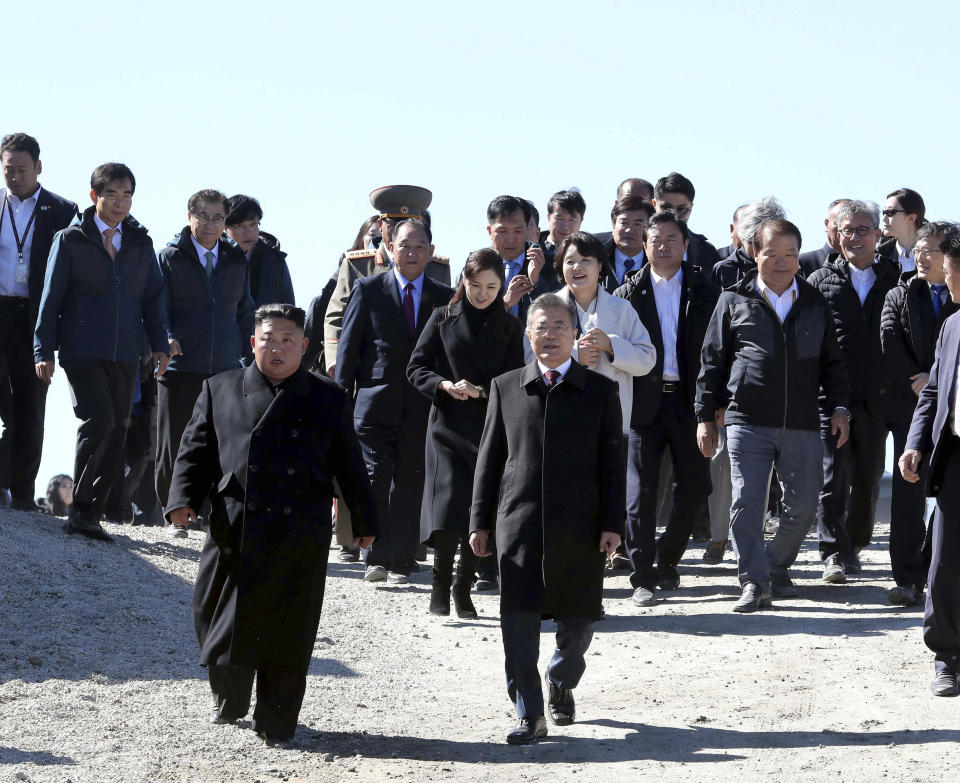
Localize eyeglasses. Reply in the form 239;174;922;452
192;212;226;226
530;324;573;336
915;247;944;260
231;222;260;233
881;208;906;218
839;226;876;238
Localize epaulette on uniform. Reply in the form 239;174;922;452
344;249;376;260
430;255;450;266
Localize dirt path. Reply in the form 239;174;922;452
2;509;958;783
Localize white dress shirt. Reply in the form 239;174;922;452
757;276;798;322
93;213;122;253
393;267;424;327
897;241;916;274
538;357;572;386
651;266;683;380
954;356;960;437
0;186;42;297
848;263;876;305
191;235;218;269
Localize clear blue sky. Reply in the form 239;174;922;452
17;0;959;486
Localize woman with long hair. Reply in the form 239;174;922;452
350;215;381;251
407;248;525;618
38;474;74;517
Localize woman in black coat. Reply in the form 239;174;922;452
407;248;525;618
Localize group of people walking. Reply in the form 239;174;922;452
4;127;958;743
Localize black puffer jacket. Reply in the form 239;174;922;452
247;231;295;307
711;247;754;290
807;255;901;407
881;272;959;424
696;271;849;430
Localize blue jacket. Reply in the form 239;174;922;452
158;229;255;374
34;208;169;367
247;231;295;307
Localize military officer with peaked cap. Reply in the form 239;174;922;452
323;185;450;378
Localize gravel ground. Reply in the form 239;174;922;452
2;507;960;783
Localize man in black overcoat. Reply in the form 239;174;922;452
470;293;625;745
166;304;377;742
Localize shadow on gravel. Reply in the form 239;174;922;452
290;722;960;765
0;746;76;765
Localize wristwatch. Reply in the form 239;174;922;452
833;406;852;420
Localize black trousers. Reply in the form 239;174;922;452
156;372;210;509
356;410;428;574
60;359;136;517
625;391;712;589
817;400;886;560
925;439;960;675
208;663;306;739
0;298;48;501
433;528;478;577
889;422;928;589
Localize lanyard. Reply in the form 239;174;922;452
2;196;39;262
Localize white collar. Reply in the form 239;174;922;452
4;185;41;206
757;275;798;301
191;234;218;262
93;213;122;235
537;357;572;380
650;265;683;286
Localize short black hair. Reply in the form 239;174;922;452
547;189;586;218
0;132;40;163
254;303;305;329
487;195;531;225
941;234;960;263
393;217;432;243
916;220;959;245
754;218;802;252
611;195;655;223
188;189;229;214
226;194;263;227
553;231;607;277
646;210;689;242
90;163;136;196
655;172;696;202
525;199;540;226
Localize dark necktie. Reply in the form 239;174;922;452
403;282;416;333
932;284;946;318
204;250;215;279
623;257;635;278
544;369;561;389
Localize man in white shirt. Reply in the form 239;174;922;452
0;132;77;510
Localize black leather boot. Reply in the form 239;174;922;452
429;566;452;615
452;563;478;619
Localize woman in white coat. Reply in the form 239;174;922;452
550;231;656;567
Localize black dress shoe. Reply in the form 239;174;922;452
66;510;114;542
732;581;770;613
545;670;575;725
11;496;39;512
657;572;680;591
506;715;547;745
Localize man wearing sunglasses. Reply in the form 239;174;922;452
156;189;255;533
808;200;901;584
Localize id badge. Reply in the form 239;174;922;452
15;262;27;284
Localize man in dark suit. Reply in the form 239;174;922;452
336;218;452;583
882;222;960;606
470;292;624;745
798;199;849;277
614;211;719;606
488;195;547;320
592;178;654;245
652;172;721;271
167;303;377;742
599;195;654;292
535;190;585;295
901;235;960;696
715;203;748;261
0;132;78;509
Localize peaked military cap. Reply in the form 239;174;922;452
369;185;432;220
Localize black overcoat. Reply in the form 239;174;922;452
406;301;525;543
166;364;376;673
469;360;625;620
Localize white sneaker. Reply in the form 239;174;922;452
363;565;387;582
169;525;188;539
